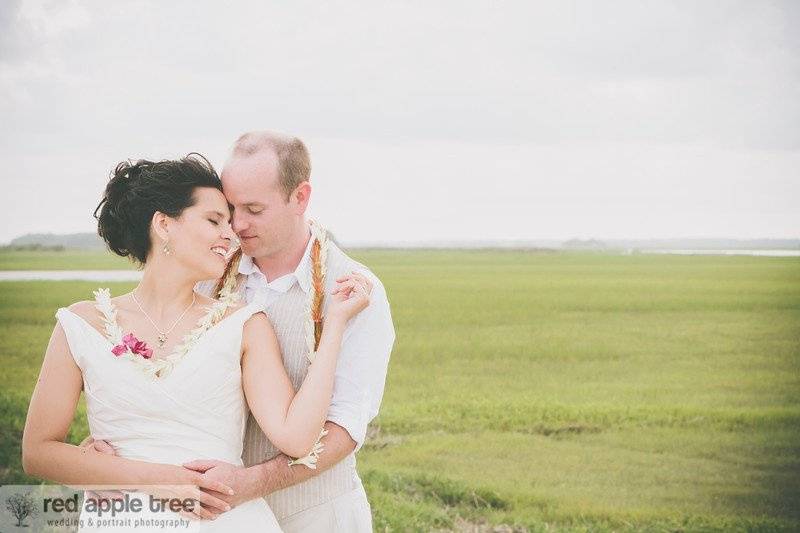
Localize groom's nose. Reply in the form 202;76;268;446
231;211;248;234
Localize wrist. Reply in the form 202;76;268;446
324;314;348;333
146;463;191;485
245;462;273;497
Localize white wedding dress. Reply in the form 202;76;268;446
55;290;283;532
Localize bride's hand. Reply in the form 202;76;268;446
326;272;373;325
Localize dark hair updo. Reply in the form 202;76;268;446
94;153;222;264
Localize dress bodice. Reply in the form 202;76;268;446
55;297;263;467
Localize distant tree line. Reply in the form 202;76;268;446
1;243;67;252
7;232;104;250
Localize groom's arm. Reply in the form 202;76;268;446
181;421;357;509
250;421;357;495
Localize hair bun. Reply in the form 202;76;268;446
95;160;147;261
93;155;221;264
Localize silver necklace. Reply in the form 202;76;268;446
130;291;197;347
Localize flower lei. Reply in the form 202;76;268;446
93;287;240;379
216;220;330;469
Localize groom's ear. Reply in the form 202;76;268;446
290;181;312;215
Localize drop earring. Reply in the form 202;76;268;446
162;239;171;255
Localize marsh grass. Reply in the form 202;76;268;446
1;250;798;531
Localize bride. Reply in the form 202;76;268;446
21;154;371;531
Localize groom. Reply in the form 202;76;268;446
86;131;395;531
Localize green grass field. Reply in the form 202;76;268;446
0;249;135;270
1;249;799;531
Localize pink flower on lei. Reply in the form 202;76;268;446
112;333;153;359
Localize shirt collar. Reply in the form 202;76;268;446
237;253;260;276
237;233;314;294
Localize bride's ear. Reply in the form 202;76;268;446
151;211;171;242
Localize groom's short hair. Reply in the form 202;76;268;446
230;131;311;200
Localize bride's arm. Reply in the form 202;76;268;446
241;313;347;459
21;322;234;505
241;275;369;459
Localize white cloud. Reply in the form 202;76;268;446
0;0;798;243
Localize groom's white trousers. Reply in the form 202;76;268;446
277;481;372;532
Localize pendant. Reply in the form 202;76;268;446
157;334;167;347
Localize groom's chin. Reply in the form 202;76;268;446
238;240;259;257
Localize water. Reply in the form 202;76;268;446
641;249;800;257
0;270;143;281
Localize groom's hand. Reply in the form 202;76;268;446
182;459;259;511
78;436;125;503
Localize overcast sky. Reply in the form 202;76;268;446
1;0;798;244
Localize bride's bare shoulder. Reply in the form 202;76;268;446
67;300;95;317
65;291;127;328
65;300;104;329
242;310;273;337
